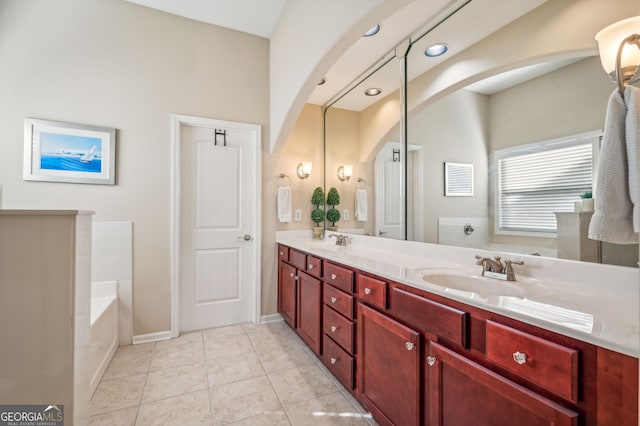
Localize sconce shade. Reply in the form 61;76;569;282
337;165;353;181
297;162;312;179
595;16;640;78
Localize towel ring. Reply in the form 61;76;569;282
278;173;292;187
357;177;367;188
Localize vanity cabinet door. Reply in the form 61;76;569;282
359;304;421;426
279;261;297;329
296;271;322;355
425;341;579;426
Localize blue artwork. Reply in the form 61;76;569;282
40;132;102;173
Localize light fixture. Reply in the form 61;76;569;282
363;24;381;37
337;165;353;181
296;162;312;179
364;88;382;96
595;16;640;93
425;43;448;57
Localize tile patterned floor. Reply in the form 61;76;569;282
89;322;376;425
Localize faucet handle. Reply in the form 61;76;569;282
504;259;524;281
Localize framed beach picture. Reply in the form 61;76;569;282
24;118;116;185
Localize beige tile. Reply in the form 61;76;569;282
204;333;254;359
203;324;247;340
269;364;338;406
227;410;290;425
209;376;283;425
142;362;208;403
206;350;265;386
136;389;212;426
155;330;203;349
256;343;316;373
102;350;152;380
149;340;205;371
243;321;288;335
90;374;146;415
285;392;371;425
89;406;138;426
115;342;155;356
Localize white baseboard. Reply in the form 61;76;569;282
260;313;283;324
132;330;172;344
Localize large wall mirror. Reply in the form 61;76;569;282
323;0;639;267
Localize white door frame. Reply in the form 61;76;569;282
170;114;261;338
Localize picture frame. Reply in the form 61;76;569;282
24;118;116;185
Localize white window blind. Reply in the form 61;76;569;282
497;138;595;234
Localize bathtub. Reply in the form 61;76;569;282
90;281;119;397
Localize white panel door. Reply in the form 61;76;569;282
179;123;257;332
375;142;404;239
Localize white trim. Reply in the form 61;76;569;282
260;313;284;324
170;114;262;338
132;330;172;344
409;144;424;242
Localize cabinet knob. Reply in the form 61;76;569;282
330;273;338;280
294;276;299;281
289;273;294;277
330;297;337;303
330;357;337;365
280;251;283;256
427;356;437;366
363;287;372;295
308;264;314;269
513;351;527;365
331;325;337;333
405;341;415;351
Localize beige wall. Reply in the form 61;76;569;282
0;0;269;335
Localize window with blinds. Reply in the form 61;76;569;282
495;132;599;235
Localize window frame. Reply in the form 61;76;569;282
493;130;601;238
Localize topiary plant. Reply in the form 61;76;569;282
326;187;340;207
310;187;325;226
326;208;340;226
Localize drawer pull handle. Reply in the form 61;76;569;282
331;273;338;280
330;357;337;365
331;326;337;332
308;264;314;269
363;288;372;295
513;351;527;365
331;297;337;303
405;342;415;351
427;356;437;366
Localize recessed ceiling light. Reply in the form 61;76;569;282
425;43;448;57
364;88;382;96
318;78;327;86
363;24;381;37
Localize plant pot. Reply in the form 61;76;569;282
312;226;324;240
581;198;594;212
328;226;338;232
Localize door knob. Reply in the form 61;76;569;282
238;234;252;241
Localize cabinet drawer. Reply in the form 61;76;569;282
323;284;354;319
388;287;468;348
306;255;322;278
486;320;579;402
277;244;289;262
323;305;355;354
322;334;354;390
289;249;307;269
358;275;387;310
324;262;354;293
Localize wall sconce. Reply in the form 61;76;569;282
337;165;353;181
596;16;640;93
296;162;312;179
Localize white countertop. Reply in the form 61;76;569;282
277;231;640;358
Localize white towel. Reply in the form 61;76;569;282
589;87;639;244
277;186;291;223
355;189;368;222
625;85;640;232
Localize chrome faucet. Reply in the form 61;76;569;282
475;255;524;281
329;234;349;246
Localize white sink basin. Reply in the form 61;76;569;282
421;272;526;298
